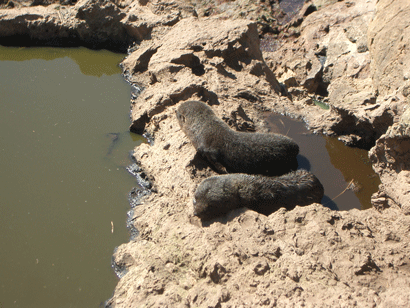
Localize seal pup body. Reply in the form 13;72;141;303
176;101;299;176
193;169;324;220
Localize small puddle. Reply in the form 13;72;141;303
278;0;305;23
265;113;381;211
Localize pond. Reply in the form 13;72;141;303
0;46;144;308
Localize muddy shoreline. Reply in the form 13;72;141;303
2;0;410;307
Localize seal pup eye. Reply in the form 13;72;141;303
177;114;185;123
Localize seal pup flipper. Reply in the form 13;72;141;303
197;146;228;174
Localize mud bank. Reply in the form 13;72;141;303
2;0;410;307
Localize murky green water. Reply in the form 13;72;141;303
0;46;144;307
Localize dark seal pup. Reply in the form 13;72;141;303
176;101;299;176
193;169;324;220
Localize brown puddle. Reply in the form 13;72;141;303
278;0;306;23
265;113;381;211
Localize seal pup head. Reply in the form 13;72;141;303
176;101;217;130
193;175;240;220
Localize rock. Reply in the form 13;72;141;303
108;203;410;307
75;0;129;48
368;0;410;97
0;0;197;51
0;0;131;50
253;259;270;275
121;16;283;135
301;56;323;93
264;0;409;148
107;2;410;305
121;0;197;41
369;122;410;213
401;106;410;124
0;5;63;42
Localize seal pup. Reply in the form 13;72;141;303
176;101;299;176
193;169;324;220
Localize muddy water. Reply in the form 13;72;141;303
0;46;144;307
265;114;380;211
278;0;305;23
